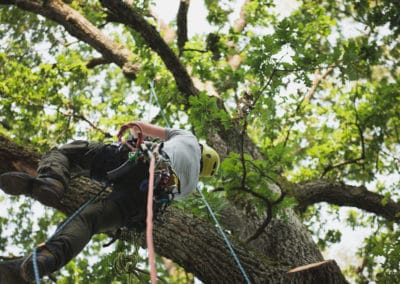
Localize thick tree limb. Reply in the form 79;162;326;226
0;134;348;283
0;0;140;78
293;180;400;222
177;0;189;55
0;135;39;175
0;137;292;282
0;258;29;284
100;0;199;99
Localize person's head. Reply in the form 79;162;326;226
199;143;220;177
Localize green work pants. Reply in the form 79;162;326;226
46;199;124;269
37;140;149;271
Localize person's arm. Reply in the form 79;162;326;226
117;121;166;140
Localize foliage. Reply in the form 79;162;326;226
0;0;399;282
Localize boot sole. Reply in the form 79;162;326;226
0;172;34;196
0;172;62;207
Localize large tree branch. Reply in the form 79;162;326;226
293;180;400;222
100;0;199;99
0;135;39;176
0;134;347;282
0;0;140;78
177;0;189;56
0;136;293;282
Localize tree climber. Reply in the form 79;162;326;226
0;121;220;282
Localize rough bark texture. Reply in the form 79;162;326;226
0;258;28;284
0;135;39;175
177;0;189;55
153;210;291;283
219;202;324;268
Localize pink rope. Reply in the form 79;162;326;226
117;122;157;282
147;145;158;284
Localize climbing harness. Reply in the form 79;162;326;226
149;81;251;284
116;122;180;284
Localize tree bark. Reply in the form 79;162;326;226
177;0;190;55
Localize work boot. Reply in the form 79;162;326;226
0;258;29;284
20;248;57;282
0;172;65;207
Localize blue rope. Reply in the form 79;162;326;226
32;248;40;284
196;186;252;284
32;183;109;283
149;81;170;128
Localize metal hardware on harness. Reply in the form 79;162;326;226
106;148;143;181
140;142;180;213
114;122;180;211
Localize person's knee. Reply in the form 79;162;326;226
78;201;122;233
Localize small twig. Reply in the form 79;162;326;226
304;65;334;102
74;113;112;138
86;57;112;69
251;68;277;110
240;120;248;189
320;92;366;177
232;186;271;204
245;199;272;243
232;184;286;243
181;48;208;53
321;157;364;178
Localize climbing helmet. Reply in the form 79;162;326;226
199;143;220;177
